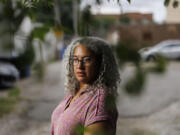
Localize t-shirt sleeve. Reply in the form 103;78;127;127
84;90;111;127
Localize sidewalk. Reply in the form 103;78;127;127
0;61;64;135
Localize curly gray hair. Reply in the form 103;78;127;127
63;36;120;98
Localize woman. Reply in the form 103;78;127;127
51;37;120;135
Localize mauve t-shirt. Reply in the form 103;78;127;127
51;88;118;135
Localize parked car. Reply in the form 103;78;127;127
139;40;180;61
0;62;19;87
0;50;32;78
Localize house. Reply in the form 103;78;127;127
101;12;154;46
103;12;180;48
119;13;153;25
93;13;153;25
118;24;180;48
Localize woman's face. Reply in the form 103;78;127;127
73;44;99;85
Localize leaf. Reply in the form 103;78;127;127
48;0;54;7
164;0;170;6
0;0;6;3
96;0;101;4
32;25;50;41
75;125;84;135
149;55;167;73
116;41;141;64
54;24;72;34
127;0;131;3
173;0;179;8
124;69;146;95
116;0;131;3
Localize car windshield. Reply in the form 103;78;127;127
163;44;180;48
153;41;180;49
0;62;12;66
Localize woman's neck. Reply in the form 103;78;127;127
76;83;88;95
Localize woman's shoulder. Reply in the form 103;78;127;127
92;87;117;111
84;87;118;127
85;87;108;105
90;87;107;96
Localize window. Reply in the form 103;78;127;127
142;32;152;41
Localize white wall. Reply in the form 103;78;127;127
166;0;180;24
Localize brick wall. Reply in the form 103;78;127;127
119;24;180;48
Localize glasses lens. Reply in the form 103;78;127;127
73;57;93;66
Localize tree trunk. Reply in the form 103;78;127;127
73;0;79;37
54;0;61;26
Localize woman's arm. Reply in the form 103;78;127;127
84;121;110;135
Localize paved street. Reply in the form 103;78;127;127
117;62;180;135
0;61;180;135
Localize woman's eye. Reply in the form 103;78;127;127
73;58;79;63
84;58;91;63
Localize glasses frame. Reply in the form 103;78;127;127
72;56;94;66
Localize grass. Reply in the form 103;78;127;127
0;87;21;117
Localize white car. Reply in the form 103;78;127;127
0;62;19;87
139;40;180;61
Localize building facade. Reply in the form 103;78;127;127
166;0;180;24
118;24;180;48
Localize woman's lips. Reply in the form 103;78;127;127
76;72;85;77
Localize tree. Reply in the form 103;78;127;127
164;0;179;8
73;0;79;37
0;0;173;85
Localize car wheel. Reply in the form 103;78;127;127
146;55;156;62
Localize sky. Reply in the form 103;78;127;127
81;0;167;24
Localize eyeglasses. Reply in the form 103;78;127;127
72;57;93;66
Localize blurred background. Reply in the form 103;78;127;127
0;0;180;135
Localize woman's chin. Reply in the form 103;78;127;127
77;78;89;84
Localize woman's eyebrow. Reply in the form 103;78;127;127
73;55;92;58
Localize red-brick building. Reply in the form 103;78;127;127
93;12;153;25
118;24;180;48
93;13;180;48
97;13;180;48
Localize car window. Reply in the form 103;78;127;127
163;44;180;48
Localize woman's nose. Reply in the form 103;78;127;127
76;60;85;69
